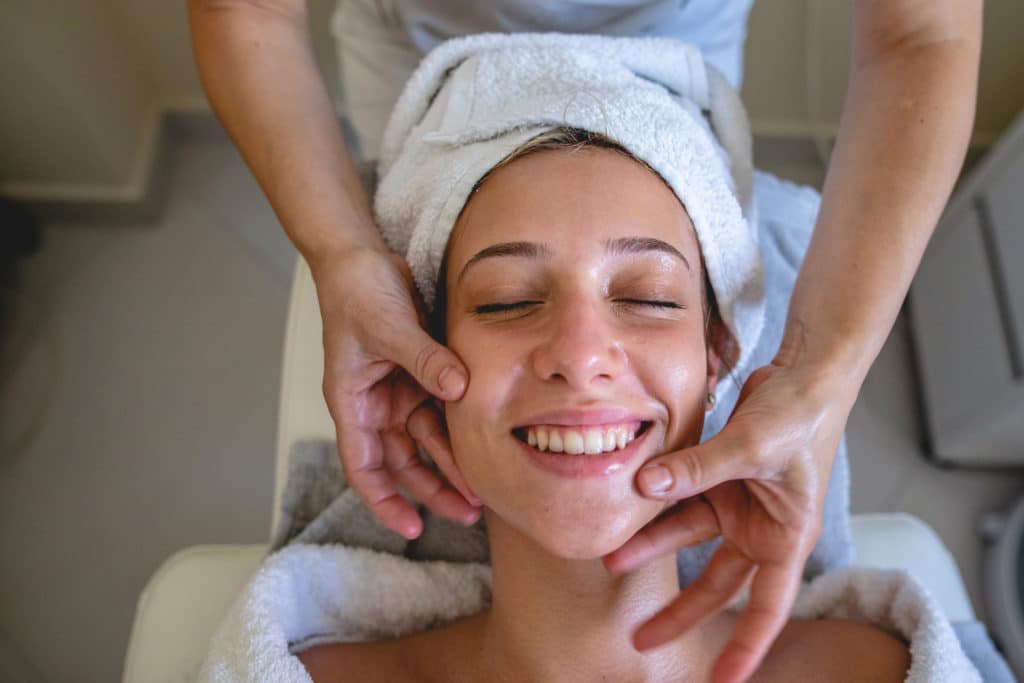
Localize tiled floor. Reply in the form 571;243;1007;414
1;129;1021;682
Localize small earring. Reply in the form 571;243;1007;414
707;391;717;407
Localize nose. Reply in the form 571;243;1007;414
530;295;628;390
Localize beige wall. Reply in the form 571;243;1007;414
743;0;1022;142
99;0;341;109
0;1;154;193
2;0;1020;198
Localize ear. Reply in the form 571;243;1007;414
704;318;731;401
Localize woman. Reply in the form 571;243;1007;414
289;127;913;681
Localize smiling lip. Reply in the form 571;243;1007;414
513;422;652;478
513;408;651;429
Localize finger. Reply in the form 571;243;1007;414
335;417;425;539
633;543;755;651
389;373;481;518
636;429;770;500
602;498;719;575
381;427;482;527
407;400;482;507
710;563;803;683
382;321;469;402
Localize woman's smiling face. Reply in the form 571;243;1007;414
443;145;722;559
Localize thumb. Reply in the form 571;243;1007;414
390;324;468;401
637;430;762;499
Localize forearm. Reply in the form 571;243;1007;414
780;27;981;389
187;0;386;272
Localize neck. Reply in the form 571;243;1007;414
472;510;711;683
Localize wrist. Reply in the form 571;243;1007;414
304;234;388;284
773;315;874;403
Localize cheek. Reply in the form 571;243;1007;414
641;340;709;451
442;321;522;493
445;320;526;427
443;365;513;495
445;393;485;464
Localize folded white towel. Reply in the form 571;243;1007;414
197;543;980;682
373;32;765;371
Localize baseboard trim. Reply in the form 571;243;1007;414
0;100;222;225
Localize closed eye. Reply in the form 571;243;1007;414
616;299;684;309
473;301;543;315
473;299;684;315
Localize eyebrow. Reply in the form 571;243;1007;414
604;236;692;272
456;236;692;286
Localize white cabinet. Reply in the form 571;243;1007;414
909;110;1024;467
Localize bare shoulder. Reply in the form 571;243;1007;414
294;614;482;683
754;618;911;683
295;639;412;683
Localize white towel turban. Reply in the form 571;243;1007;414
374;32;765;371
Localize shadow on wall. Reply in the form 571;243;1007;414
0;197;44;469
0;622;46;682
0;197;41;321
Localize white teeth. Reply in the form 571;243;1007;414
548;431;564;453
564;431;584;454
602;431;616;452
522;424;643;455
583;430;604;455
569;432;593;454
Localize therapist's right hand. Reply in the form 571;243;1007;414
311;246;482;539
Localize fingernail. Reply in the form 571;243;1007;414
638;465;674;495
439;366;467;397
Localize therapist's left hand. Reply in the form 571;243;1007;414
602;358;858;683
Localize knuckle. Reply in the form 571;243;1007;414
699;568;736;598
414;344;441;385
391;447;418;472
322;371;340;398
679;455;704;489
321;375;354;419
734;430;762;463
321;378;341;417
406;402;439;440
404;403;425;434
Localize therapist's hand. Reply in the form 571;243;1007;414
312;247;481;539
602;358;857;683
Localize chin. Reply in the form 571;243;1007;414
544;537;630;561
516;500;665;560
